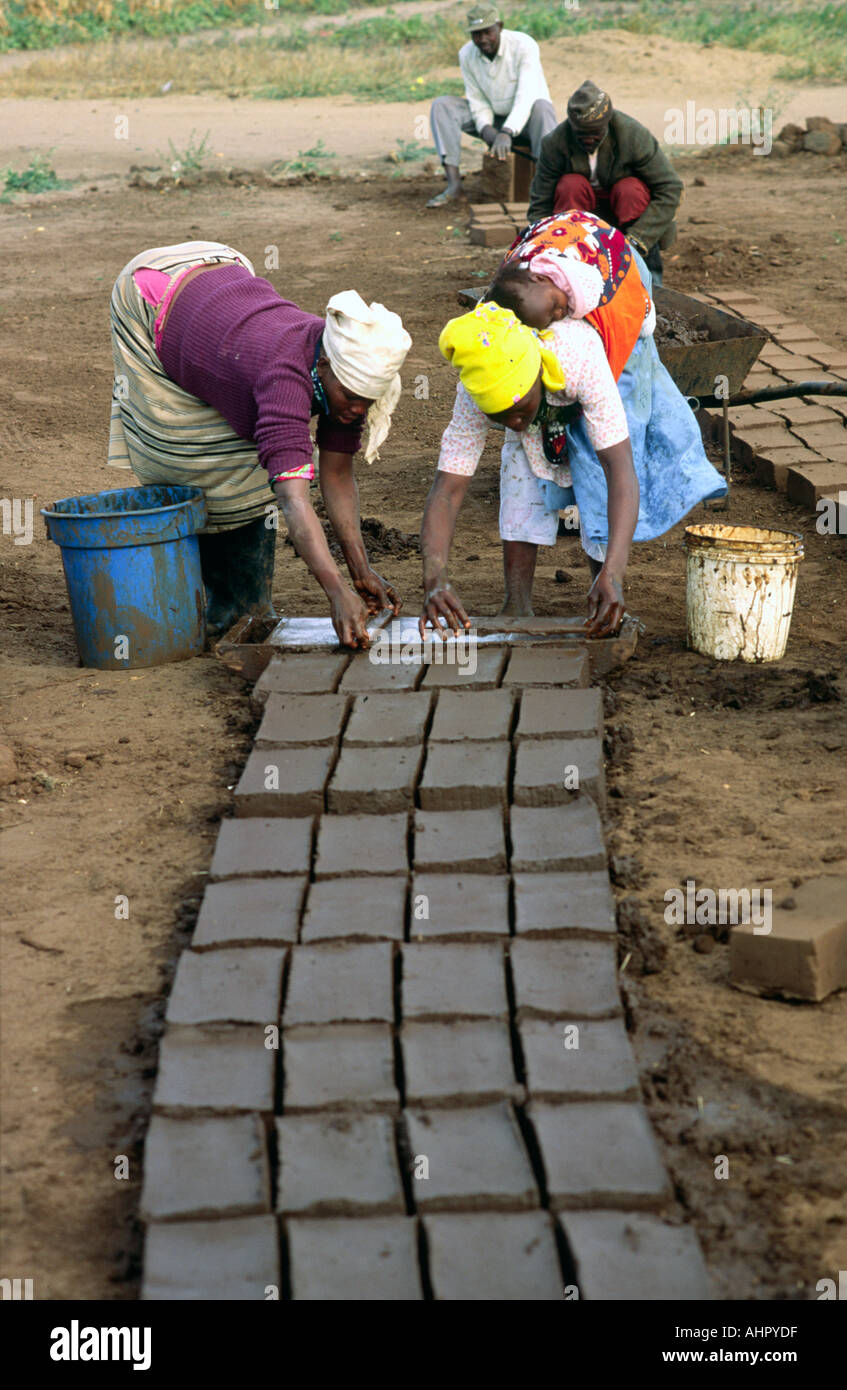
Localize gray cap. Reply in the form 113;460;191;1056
466;3;502;31
567;79;613;130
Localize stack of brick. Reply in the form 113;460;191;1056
468;201;528;249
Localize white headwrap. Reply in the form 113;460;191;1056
322;290;412;463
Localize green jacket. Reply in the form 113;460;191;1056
527;111;683;250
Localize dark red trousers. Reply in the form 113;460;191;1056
552;172;651;229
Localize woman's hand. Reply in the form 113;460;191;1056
353;567;401;616
330;586;371;649
585;567;625;638
419;582;471;640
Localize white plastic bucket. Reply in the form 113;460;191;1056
683;523;803;663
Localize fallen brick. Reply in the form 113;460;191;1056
344;691;432;747
520;1017;639;1101
559;1211;710;1300
253;654;348;704
409;874;510;939
339;657;422;693
153;1025;276;1114
328;744;422;815
284;942;394;1025
419;647;507;689
513;737;605;811
276;1112;404;1215
234;746;334;817
502;646;589;688
425;1211;562;1300
314;811;409;878
143;1215;279;1299
404;1102;537;1210
418;740;510;811
512;871;616;936
288;1216;422;1300
786;462;847;507
192;876;306;949
414;808;507;874
730;874;847;1002
301;876;407;942
402;942;508;1019
283;1022;397;1111
210;817;314;880
166;947;286;1025
510;937;620;1019
530;1101;670;1209
428;688;515;742
515;687;603;742
255;693;348;746
510;800;606;873
402;1018;520;1105
140;1114;270;1220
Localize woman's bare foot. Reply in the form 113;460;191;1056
496;602;534;618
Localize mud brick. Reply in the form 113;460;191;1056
743;369;787;391
530;1101;670;1209
520;1017;639;1101
731;426;797;466
276;1112;404;1215
754;447;821;491
513;737;605;812
470;222;518;247
166;947;286;1025
759;348;819;372
344;691;432;747
302;876;407;943
339;656;423;692
788;422;847;452
283;1022;397;1111
469;200;506;215
401;942;508;1019
210;817;313;880
284;942;394;1025
314;811;409;878
288;1217;422;1300
253;654;348;703
404;1102;537;1210
419;647;507;689
153;1024;275;1114
140;1114;270;1220
768;401;841;427
787;462;847;507
817;445;847;465
143;1215;280;1299
414;808;506;874
559;1211;709;1301
804;348;847;371
255;693;348;747
513;871;616;936
510;937;620;1019
402;1019;519;1105
192;877;306;949
502;646;589;688
409;874;510;939
418;740;510;811
429;688;515;742
234;746;334;817
425;1211;561;1300
510;800;606;873
727;405;785;430
803;394;847;420
780;367;838;385
327;744;423;814
730;874;847;1002
515;687;603;742
504;201;529;218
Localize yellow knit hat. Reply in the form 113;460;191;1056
438;301;566;415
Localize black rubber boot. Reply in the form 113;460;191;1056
198;515;278;640
645;242;663;286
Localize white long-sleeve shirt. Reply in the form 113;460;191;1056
458;29;551;138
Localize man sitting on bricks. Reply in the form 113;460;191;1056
426;2;557;208
526;79;683;283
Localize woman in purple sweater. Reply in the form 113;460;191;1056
109;240;412;646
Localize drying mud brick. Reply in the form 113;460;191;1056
409;874;510;939
287;1217;422;1301
301;875;407;942
402;942;508;1020
166;947;286;1026
424;1211;563;1301
234;746;334;817
253;654;349;703
275;1112;404;1216
344;691;432;747
503;646;589;688
284;942;394;1026
510;937;620;1019
414;808;507;874
210;817;314;880
339;657;422;693
510;800;606;873
519;1017;640;1102
404;1102;537;1210
143;1216;280;1300
730;874;847;1002
327;744;423;814
788;423;847;452
530;1101;671;1209
428;688;515;743
787;462;847;507
192;876;306;949
513;737;606;812
559;1211;710;1301
255;693;348;747
282;1022;397;1111
140;1114;270;1221
514;688;603;742
402;1018;520;1106
418;740;511;811
470;222;519;247
512;871;616;936
314;811;409;878
419;647;507;689
153;1024;276;1115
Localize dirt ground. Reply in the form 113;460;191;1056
1;125;847;1300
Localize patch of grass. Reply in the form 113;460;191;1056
390;137;437;163
158;127;211;176
272;138;335;173
1;152;69;199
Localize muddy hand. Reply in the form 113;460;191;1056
354;568;402;616
331;587;371;649
584;568;625;639
419;582;470;640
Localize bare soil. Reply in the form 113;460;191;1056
1;138;846;1300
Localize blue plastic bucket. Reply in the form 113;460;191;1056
42;485;207;669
